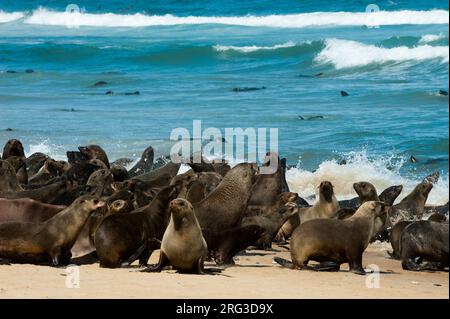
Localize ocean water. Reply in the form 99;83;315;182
0;1;448;204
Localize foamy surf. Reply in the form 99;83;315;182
213;41;298;53
286;152;449;206
419;33;448;44
315;38;449;69
0;10;24;23
23;8;449;28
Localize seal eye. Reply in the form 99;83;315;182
93;199;99;204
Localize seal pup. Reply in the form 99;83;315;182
275;201;389;275
128;146;154;177
0;195;104;266
400;221;449;271
141;198;207;274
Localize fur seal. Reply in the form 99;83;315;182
389;213;448;259
248;153;289;207
110;164;129;182
213;225;265;266
276;181;339;241
0;160;21;192
2;139;25;159
389;180;433;224
242;202;299;249
378;185;403;206
134;161;180;182
400;221;449;271
28;158;68;184
141;198;207;274
85;169;114;197
5;156;27;184
25;152;49;177
0;198;66;223
0;195;104;266
195;163;258;236
275;201;389;275
94;185;179;268
70;199;132;259
0;178;76;205
128;146;154;177
78;145;110;168
2;139;27;184
334;182;379;219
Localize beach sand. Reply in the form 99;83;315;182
0;242;447;299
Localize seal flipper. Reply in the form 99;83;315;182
121;241;147;267
273;257;294;269
313;261;341;272
140;251;170;273
0;258;12;265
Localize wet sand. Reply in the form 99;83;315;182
0;243;448;299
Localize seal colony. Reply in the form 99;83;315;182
0;139;448;275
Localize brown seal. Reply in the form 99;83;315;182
70;199;132;259
94;185;179;268
389;180;433;224
128;146;154;177
141;198;207;273
389;213;448;259
0;195;104;266
26;152;49;177
378;185;403;206
334;182;379;220
0;160;21;192
0;198;66;223
0;178;77;206
29;158;68;185
194;163;258;239
248;153;289;207
133;161;180;182
242;202;299;250
85;169;114;197
276;181;339;241
2;139;27;184
400;221;448;271
78;145;110;168
5;156;27;184
274;201;389;275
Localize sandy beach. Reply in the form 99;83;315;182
0;243;447;299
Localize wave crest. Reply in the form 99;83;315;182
315;38;449;69
23;8;449;28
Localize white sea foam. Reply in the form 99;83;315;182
286;151;449;205
419;33;447;43
213;41;297;53
315;38;449;69
0;10;24;23
26;140;67;161
23;8;449;28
